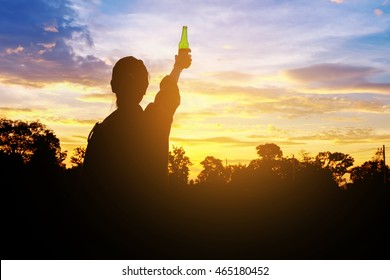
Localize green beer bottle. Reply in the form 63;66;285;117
178;26;190;54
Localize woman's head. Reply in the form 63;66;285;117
111;56;149;108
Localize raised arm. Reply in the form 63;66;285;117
144;50;192;187
148;49;192;116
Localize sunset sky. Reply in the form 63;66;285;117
1;0;389;178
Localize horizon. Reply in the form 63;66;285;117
1;0;389;178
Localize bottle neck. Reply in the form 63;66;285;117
179;27;189;49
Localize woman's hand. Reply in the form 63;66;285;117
175;48;192;70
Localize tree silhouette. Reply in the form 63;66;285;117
250;143;284;180
29;130;67;170
350;150;389;188
1;118;35;162
315;151;354;185
223;163;247;183
70;146;86;168
256;143;283;161
1;119;69;259
196;156;226;184
168;145;192;186
67;146;86;186
0;118;66;167
240;143;285;188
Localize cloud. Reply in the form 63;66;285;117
0;107;32;113
44;25;59;33
330;0;344;4
171;135;305;148
289;127;390;145
175;111;218;121
178;77;390;119
374;9;384;16
286;63;380;84
207;71;254;82
77;93;114;103
0;106;49;121
4;45;24;54
285;63;390;93
70;0;390;76
46;117;97;126
171;136;259;147
0;0;109;87
246;94;390;119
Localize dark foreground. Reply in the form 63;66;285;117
3;175;389;260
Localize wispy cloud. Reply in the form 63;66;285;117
171;136;254;146
77;93;114;103
289;127;390;145
45;117;97;126
0;107;32;113
285;63;390;94
43;25;59;33
179;79;390;119
286;64;381;84
4;45;24;54
171;135;304;148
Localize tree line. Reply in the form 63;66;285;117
1;118;389;259
1;118;387;189
170;143;389;190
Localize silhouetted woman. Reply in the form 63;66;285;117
78;50;191;258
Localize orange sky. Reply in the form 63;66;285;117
1;0;389;178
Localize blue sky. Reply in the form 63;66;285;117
1;0;389;177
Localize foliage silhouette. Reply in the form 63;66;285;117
196;156;227;185
315;151;354;185
70;146;86;168
168;145;192;187
0;118;66;165
349;150;389;190
256;143;283;161
1;117;389;260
